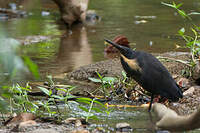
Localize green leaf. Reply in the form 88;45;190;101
51;111;57;114
79;106;89;112
52;95;63;99
76;100;91;105
178;28;185;35
161;2;176;9
88;115;98;120
77;97;93;102
38;87;50;96
176;3;183;8
35;101;44;106
122;71;127;78
67;86;76;91
76;97;93;105
178;10;187;18
1;89;12;98
96;71;103;79
93;100;105;108
88;77;101;83
191;28;197;36
56;88;67;93
102;77;117;83
0;98;8;112
64;95;76;99
92;107;103;113
188;12;200;15
186;41;194;48
22;56;40;79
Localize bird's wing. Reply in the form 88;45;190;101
136;52;178;97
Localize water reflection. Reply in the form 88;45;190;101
54;24;92;76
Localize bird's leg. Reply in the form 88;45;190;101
148;94;154;112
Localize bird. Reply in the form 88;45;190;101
104;38;183;111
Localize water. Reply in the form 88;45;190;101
55;102;156;132
1;0;200;76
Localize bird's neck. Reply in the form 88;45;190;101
120;54;141;72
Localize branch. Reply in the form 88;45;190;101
156;56;192;67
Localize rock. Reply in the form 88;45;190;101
30;129;59;133
85;10;101;25
116;122;132;132
70;129;90;133
64;118;87;127
91;127;105;133
183;86;197;96
18;35;52;45
192;60;200;80
19;120;37;128
6;113;36;125
172;74;179;79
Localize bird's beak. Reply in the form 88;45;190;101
104;38;125;51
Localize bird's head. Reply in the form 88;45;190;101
104;35;130;53
104;38;134;58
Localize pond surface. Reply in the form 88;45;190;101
1;0;200;78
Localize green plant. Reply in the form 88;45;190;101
1;83;39;114
0;80;77;119
38;85;76;117
161;2;200;69
0;28;40;111
88;71;117;97
76;97;110;122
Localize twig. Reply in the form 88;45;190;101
156;56;192;67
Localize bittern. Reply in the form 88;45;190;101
104;39;183;111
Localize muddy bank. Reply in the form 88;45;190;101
67;52;191;81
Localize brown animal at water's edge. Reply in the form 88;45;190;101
153;103;200;132
52;0;89;27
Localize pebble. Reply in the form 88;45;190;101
19;120;37;128
183;86;197;96
64;117;85;127
30;129;59;133
70;128;90;133
116;122;133;132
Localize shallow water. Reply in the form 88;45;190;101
1;0;200;77
55;102;200;133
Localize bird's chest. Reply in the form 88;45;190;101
120;55;142;79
